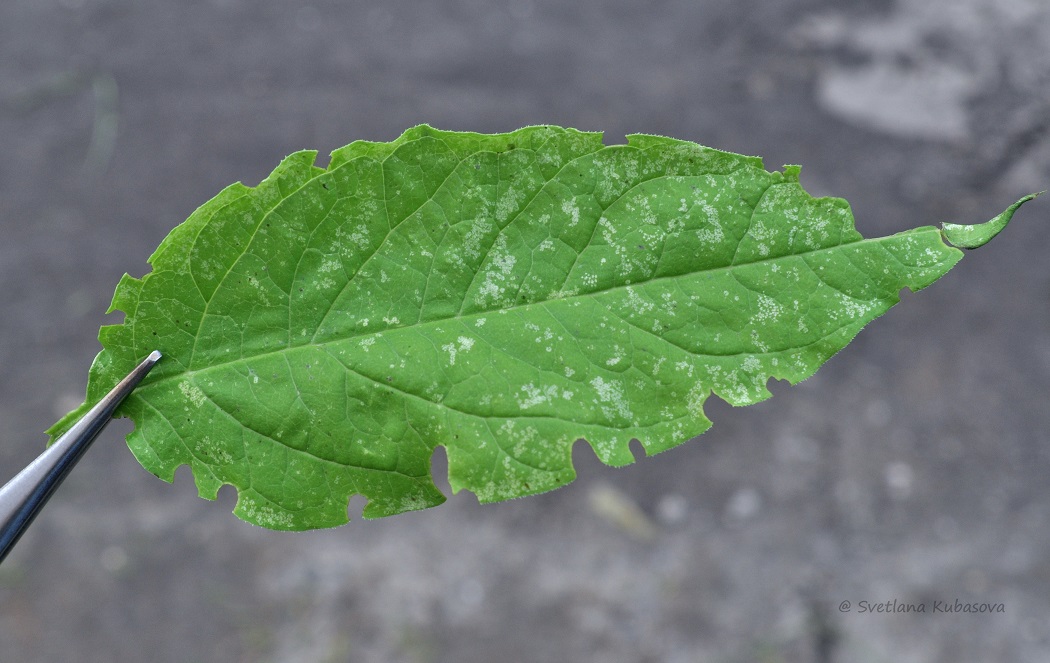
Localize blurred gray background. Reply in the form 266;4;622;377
2;0;1050;661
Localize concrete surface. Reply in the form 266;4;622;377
2;1;1050;661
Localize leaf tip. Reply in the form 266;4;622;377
942;191;1043;250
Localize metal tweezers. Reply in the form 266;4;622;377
0;350;161;564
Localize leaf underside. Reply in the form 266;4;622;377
48;125;1035;530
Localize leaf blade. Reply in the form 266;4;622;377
48;125;1035;529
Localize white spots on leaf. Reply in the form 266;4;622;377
547;286;580;300
240;497;294;529
686;382;706;420
318;258;341;274
718;370;754;406
442;335;476;366
360;337;376;352
660;291;677;317
518;383;559;409
590;376;632;421
630;196;657;225
750;329;770;353
526;322;555;346
475;234;517;308
652;356;666;376
666;218;684;238
442;341;458;366
334;223;371;255
918;246;941;266
598;216;617;244
695;201;724;245
754;294;783;323
496;185;525;223
475;317;487;327
625;287;654;317
831;292;875;321
423;381;443;402
561;198;581;227
458;217;495;265
195;436;233;464
564;366;575;378
398;494;433;512
589;435;623;465
179;380;206;408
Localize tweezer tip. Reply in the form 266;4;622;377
146;350;162;363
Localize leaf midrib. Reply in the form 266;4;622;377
141;222;946;391
139;137;952;392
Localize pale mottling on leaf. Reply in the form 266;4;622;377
45;124;1034;531
178;380;206;408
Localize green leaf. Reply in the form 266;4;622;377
48;125;1038;530
942;191;1042;249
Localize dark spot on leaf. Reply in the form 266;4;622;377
507;143;515;150
321;182;329;190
